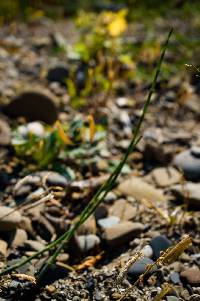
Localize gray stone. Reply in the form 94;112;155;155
174;147;200;181
98;216;120;229
109;199;137;221
46;172;68;187
103;221;144;247
170;182;200;209
0;206;22;231
117;176;165;203
128;257;157;281
150;235;171;260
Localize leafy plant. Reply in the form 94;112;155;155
11;117;106;171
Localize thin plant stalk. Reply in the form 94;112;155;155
0;28;173;278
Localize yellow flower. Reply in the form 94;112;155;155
108;17;127;37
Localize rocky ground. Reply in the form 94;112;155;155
0;10;200;301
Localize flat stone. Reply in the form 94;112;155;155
3;89;58;124
24;240;45;252
98;216;120;229
150;235;171;260
0;119;11;146
76;234;100;252
166;297;181;301
117;176;165;203
128;257;157;282
170;182;200;209
103;221;144;247
180;267;200;285
149;167;181;188
0;206;22;231
174;147;200;181
46;172;69;187
109;199;137;221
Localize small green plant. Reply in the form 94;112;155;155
11;117;106;174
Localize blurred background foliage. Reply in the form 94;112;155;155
0;0;200;22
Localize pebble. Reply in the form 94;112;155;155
0;119;11;146
104;192;117;203
167;297;181;301
76;234;100;252
38;263;69;286
141;245;153;258
174;146;200;181
170;271;181;284
127;257;157;281
0;206;22;231
98;216;120;229
46;172;69;187
117;175;165;203
170;182;200;210
149;167;181;188
94;205;108;220
150;235;171;260
103;221;144;247
109;199;137;221
3;89;58;124
24;240;45;252
11;228;28;248
47;65;69;85
180;267;200;286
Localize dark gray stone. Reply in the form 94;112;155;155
174;147;200;181
47;66;69;85
150;235;171;260
128;257;157;282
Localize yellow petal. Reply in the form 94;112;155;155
88;115;96;143
55;121;72;145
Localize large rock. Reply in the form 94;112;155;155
0;206;22;231
3;89;58;124
174;146;200;181
117;176;165;203
170;182;200;209
103;221;144;247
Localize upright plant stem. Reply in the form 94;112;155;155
0;28;173;278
